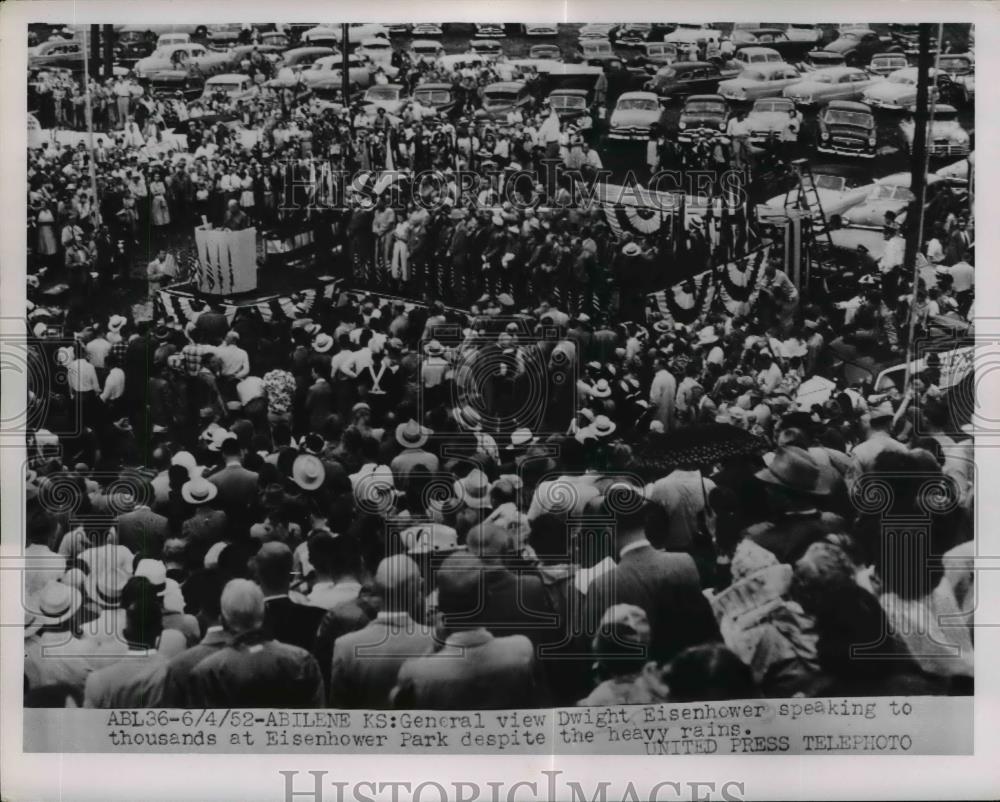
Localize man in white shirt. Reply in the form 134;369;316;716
215;331;250;379
100;360;125;404
66;349;101;397
84;328;112;370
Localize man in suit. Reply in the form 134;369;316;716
160;569;231;707
208;436;259;526
188;579;324;708
584;483;720;665
253;542;325;653
391;555;547;709
113;481;169;560
84;579;169;708
945;218;972;265
329;555;435;708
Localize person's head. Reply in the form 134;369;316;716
601;482;649;551
435;553;486;630
374;554;423;615
307;531;362;581
220;578;265;636
26;504;59;547
465;522;513;565
664;644;757;702
251;541;294;595
591;603;652;680
121;577;163;648
220;436;242;461
790;540;857;617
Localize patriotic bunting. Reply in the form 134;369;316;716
158;279;341;327
648;270;716;328
717;246;771;317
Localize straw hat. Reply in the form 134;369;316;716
291;454;326;491
395;419;430;449
181;476;218;505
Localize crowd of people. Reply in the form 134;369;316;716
23;27;977;711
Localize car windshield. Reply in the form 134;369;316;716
415;89;451;103
617;97;657;110
939;57;971;74
825;109;873;127
889;73;916;85
584;43;611;53
809;174;847;192
366;87;399;100
210;82;243;92
414;45;439;53
685;101;725;113
263;34;288;46
754;100;792;112
551;94;586;108
484;92;518;107
872;184;914;201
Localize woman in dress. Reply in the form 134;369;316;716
36;202;59;267
150;171;171;229
239;168;255;224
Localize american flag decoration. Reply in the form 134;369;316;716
647;270;715;327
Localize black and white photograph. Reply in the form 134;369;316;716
2;2;995;790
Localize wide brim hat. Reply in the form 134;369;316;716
86;566;131;610
312;332;334;353
755;446;835;496
396;419;431;449
454;468;492;510
108;314;127;332
591;415;617;438
423;339;444;356
591;379;612;399
31;581;84;628
621;242;641;256
292;453;326;491
697;326;719;346
181;476;219;505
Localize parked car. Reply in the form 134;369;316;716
475;23;506;39
899;104;971;157
469;40;504;59
808;29;899;68
286;54;389;93
765;172;871;217
385;24;413;36
357;37;393;67
935;151;974;185
578;23;616;41
479;81;534;121
732;46;785;68
411;23;444;38
663;28;722;50
676;94;729;139
114;30;158;64
840;172;946;228
28;38;85;72
299;27;341;48
731;28;812;61
784;24;823;44
645;61;740;98
718;62;802;102
134;42;210;79
525;23;560;37
529;44;562;60
617;23;653;45
156;32;191;48
301;24;388;47
206;24;244;48
936;53;975;105
201;73;257;103
782;66;879;107
816;101;877;158
628;42;678;69
571;39;616;64
867;52;909;79
412;82;457;115
273;47;338;78
608;91;664;139
547;88;594;130
410;40;445;64
363;83;408;116
862;67;943;110
743;97;800;143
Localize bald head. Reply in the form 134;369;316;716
465;523;512;564
253;541;293;594
221;578;265;635
375;554;422;614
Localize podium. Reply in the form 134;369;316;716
193;225;258;295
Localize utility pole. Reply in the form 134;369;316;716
341;23;351;116
89;24;100;79
103;24;114;80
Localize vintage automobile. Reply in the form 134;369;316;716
525;23;560;37
861;67;944;110
134;42;212;80
782;66;879;107
156;32;191;48
357;37;393;67
616;23;653;45
645;61;741;98
570;39;616;65
732;46;785;68
840;172;946;229
764;172;871;218
301;24;389;47
784;24;823;44
744;97;801;143
480;81;534;121
935;151;974;185
546;88;594;130
363;83;408;116
283;54;392;94
899;104;971;158
259;32;290;50
474;23;506;39
271;47;338;80
411;23;444;38
578;23;616;41
731;28;812;61
528;44;562;60
469;40;504;59
936;53;975;105
200;73;257;103
412;83;457;115
676;94;729;139
28;38;86;72
808;28;900;68
114;29;157;64
718;62;802;102
299;27;341;48
410;40;446;64
867;52;909;79
628;42;678;69
206;24;245;48
608;91;664;139
816;100;877;157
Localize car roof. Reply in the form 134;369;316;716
744;28;785;35
411;40;442;48
361;37;391;46
549;88;589;96
285;47;336;57
618;91;659;100
906;103;957;114
753;96;794;106
826;100;873;111
367;83;404;90
740;47;782;56
207;73;250;83
486;81;526;91
414;82;452;90
686;94;726;102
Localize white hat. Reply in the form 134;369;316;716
312;332;334;353
170;451;198;475
696;326;719;346
181;476;218;505
292;454;326;491
108;314;127;332
591;415;617;438
590;379;612;399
